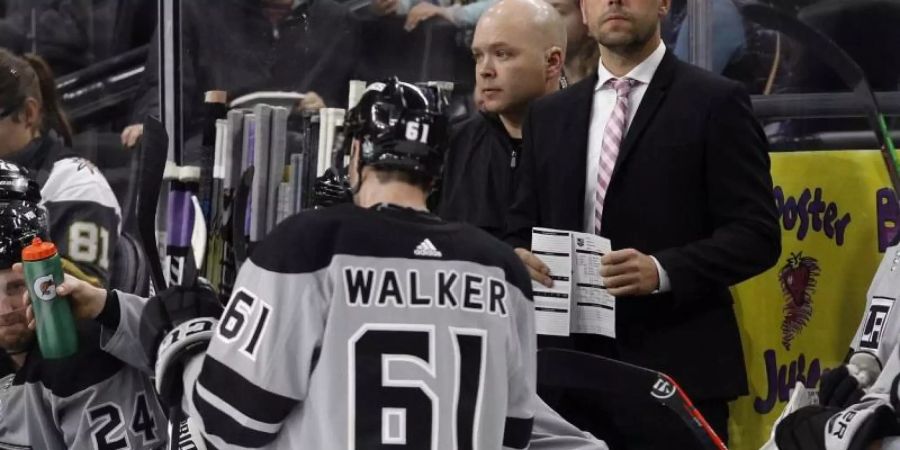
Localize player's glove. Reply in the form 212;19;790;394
820;366;865;408
775;399;900;450
138;281;223;409
138;280;224;367
155;316;217;411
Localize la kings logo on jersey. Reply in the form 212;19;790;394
860;296;894;350
414;239;442;258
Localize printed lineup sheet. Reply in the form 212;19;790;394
530;227;615;338
531;228;574;336
571;232;615;338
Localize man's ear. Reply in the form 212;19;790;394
659;0;670;17
580;0;588;25
546;46;565;80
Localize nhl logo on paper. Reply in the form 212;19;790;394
33;275;57;302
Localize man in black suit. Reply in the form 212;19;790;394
507;0;780;445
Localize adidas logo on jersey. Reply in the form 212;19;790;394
414;239;443;258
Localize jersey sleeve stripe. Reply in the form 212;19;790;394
198;357;297;425
195;382;282;434
502;416;534;449
193;382;281;448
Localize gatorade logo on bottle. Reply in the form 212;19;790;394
33;274;57;301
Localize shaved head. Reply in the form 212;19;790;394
472;0;567;121
480;0;567;52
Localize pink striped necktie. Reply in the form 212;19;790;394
594;77;637;235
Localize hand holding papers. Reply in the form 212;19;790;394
530;228;616;338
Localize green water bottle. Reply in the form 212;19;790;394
22;237;78;359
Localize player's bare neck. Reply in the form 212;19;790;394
356;179;429;212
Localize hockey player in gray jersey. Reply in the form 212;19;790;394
0;160;168;449
0;49;120;287
44;78;607;449
172;78;538;449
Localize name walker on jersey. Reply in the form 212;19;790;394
343;267;509;317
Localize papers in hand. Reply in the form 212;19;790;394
531;227;615;338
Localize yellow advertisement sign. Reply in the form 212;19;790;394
729;150;897;450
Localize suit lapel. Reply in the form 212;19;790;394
612;51;678;181
564;74;598;222
567;73;598;165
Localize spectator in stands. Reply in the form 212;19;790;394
122;0;361;150
0;1;90;75
371;0;494;31
436;0;565;238
546;0;599;86
0;49;120;288
671;0;745;75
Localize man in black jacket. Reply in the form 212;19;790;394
507;0;780;446
437;0;565;239
122;0;362;149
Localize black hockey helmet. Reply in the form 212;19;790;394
345;78;450;181
314;78;451;208
0;160;47;269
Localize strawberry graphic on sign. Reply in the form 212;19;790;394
779;252;821;350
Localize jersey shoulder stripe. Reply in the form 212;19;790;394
15;322;126;397
251;204;533;298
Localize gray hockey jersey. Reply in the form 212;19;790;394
0;374;28;449
12;320;167;450
848;243;900;384
184;204;537;449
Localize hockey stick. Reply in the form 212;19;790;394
164;163;200;288
135;116;169;292
738;3;900;200
232;167;254;268
537;348;727;450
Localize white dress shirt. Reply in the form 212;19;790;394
582;41;672;292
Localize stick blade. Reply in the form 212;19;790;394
135;116;169;291
537;348;725;450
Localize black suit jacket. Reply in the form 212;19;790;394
508;51;781;401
